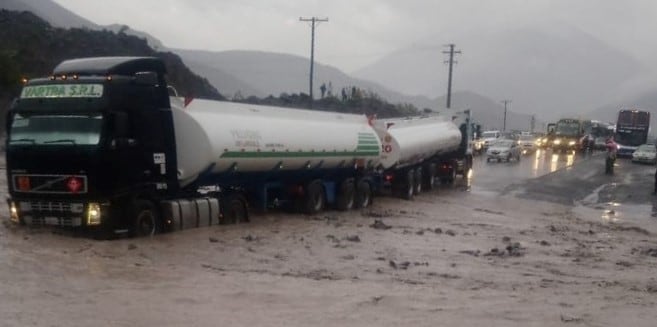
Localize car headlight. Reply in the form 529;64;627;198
568;140;576;146
553;139;561;145
87;202;102;226
10;201;19;223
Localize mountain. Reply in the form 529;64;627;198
430;91;544;132
0;0;165;49
174;48;438;108
0;10;223;133
354;24;645;122
0;0;97;28
587;89;657;132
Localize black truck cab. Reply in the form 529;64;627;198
6;57;179;235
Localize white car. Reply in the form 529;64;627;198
631;144;657;165
481;130;501;149
517;134;536;153
486;139;521;162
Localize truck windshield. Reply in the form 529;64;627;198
9;113;103;146
555;122;580;136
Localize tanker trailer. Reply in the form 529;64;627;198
170;97;382;215
5;56;380;238
373;110;474;199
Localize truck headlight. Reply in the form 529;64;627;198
87;202;101;226
10;201;19;223
568;140;576;146
553;139;561;145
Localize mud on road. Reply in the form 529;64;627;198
2;156;657;326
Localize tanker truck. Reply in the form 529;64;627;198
5;56;471;237
373;112;473;199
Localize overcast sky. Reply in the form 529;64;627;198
52;0;657;73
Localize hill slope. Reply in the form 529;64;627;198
0;9;223;133
354;24;644;121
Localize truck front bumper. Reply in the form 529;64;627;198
7;198;106;228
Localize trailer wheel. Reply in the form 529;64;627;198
336;179;356;211
423;163;436;191
303;180;325;214
354;180;372;208
402;170;415;200
132;199;161;237
413;167;423;195
221;194;249;224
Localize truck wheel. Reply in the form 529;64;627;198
413;168;423;195
303;180;325;214
423;163;436;191
402;170;415;200
354;180;372;208
221;194;249;224
132;199;161;237
336;179;355;211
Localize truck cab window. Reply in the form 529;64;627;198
9;113;103;146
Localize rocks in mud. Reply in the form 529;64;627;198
445;230;456;236
344;235;361;242
369;219;392;230
478;242;526;257
506;242;525;256
208;237;219;243
362;210;394;218
560;315;583;323
634;247;657;257
540;240;551;246
389;260;410;270
502;236;511;243
127;244;137;250
615;261;633;268
460;250;481;257
434;228;443;234
242;235;258;242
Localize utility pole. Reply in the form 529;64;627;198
442;44;461;109
530;115;536;133
300;16;328;109
501;100;511;132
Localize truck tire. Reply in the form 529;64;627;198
413;167;423;195
423;163;436;191
336;179;355;211
303;180;325;214
132;199;161;237
402;170;415;200
221;194;249;224
354;179;372;208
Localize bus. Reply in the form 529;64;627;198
614;109;650;157
551;118;590;152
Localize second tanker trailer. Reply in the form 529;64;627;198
5;56;472;237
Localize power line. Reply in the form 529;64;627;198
299;16;328;109
442;44;461;109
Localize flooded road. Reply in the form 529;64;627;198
2;152;657;326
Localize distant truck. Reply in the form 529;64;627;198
5;56;473;237
550;118;590;153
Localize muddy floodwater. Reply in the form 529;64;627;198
2;152;657;326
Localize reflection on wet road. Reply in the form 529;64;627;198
471;148;589;194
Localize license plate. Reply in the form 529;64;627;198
44;217;59;225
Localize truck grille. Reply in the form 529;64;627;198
20;201;84;213
19;201;85;227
